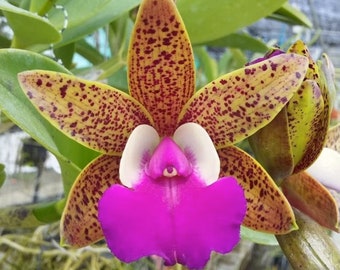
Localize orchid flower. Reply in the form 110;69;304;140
18;0;309;268
249;41;339;232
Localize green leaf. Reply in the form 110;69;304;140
177;0;286;44
0;35;11;48
96;54;126;80
57;157;82;197
270;2;313;28
32;199;66;223
0;49;99;193
54;42;76;69
108;13;132;57
218;49;248;75
75;39;105;65
47;0;140;48
0;163;5;188
194;46;218;85
0;199;65;228
203;32;268;53
0;0;61;48
29;0;56;15
107;66;129;92
241;226;278;246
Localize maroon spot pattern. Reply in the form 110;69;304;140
128;0;195;136
178;53;308;148
286;80;324;171
61;154;120;247
218;146;295;234
19;71;153;155
288;40;331;173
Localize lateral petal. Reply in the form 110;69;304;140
287;80;324;170
288;40;332;172
178;53;308;148
173;122;220;185
60;154;120;247
218;145;297;234
128;0;195;136
282;171;339;232
18;71;153;155
119;125;159;188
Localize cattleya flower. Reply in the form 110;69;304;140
17;0;309;268
99;122;246;267
249;41;340;232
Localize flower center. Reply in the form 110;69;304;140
163;166;178;177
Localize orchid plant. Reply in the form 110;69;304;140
16;0;310;267
0;0;339;269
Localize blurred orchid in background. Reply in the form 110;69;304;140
248;41;340;234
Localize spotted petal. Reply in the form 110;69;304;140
61;154;120;247
287;80;324;170
99;124;246;268
218;145;296;234
288;40;331;172
178;53;308;148
128;0;195;136
18;71;153;155
288;40;318;82
282;171;339;232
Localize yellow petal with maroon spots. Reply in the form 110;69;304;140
178;53;308;148
218;146;297;234
282;171;339;232
18;71;153;155
60;154;120;247
288;40;319;81
287;41;331;173
286;80;324;171
293;90;330;173
128;0;195;136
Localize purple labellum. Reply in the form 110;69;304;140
98;123;247;268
